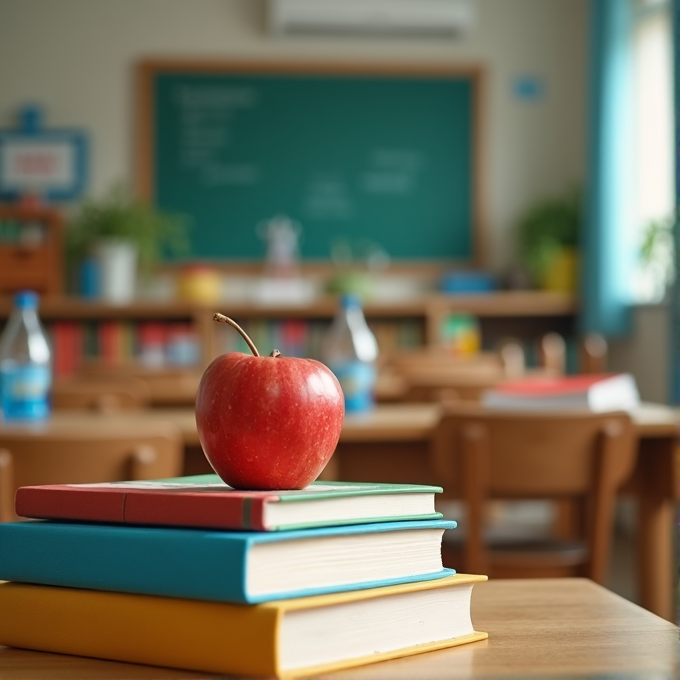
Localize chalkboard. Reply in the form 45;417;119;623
137;61;483;263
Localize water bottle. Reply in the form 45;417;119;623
321;293;379;413
0;290;52;421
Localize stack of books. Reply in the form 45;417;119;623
0;474;487;677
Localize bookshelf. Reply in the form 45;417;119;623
0;292;578;378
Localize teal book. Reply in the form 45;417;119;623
15;474;443;531
0;519;455;604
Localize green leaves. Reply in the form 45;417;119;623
516;187;581;286
66;184;191;270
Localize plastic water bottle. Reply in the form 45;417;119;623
322;293;379;413
0;290;52;421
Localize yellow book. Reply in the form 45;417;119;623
0;573;487;678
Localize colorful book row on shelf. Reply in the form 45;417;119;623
46;316;426;377
217;317;425;360
49;321;200;377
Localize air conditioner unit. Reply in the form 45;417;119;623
268;0;476;38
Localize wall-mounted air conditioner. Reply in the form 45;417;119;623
268;0;477;38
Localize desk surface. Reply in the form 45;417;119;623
0;578;676;679
2;402;673;446
147;401;680;443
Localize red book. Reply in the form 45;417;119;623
481;373;640;412
51;322;81;378
14;474;443;532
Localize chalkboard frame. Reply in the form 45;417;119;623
136;59;486;268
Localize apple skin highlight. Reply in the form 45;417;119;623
196;351;345;490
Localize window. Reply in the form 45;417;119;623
630;0;674;303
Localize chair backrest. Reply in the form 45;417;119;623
536;331;609;375
0;422;184;522
52;376;152;412
430;404;637;581
580;332;609;374
386;348;516;403
538;332;567;375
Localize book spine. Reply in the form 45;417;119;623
15;487;128;522
0;522;251;603
0;582;279;677
15;488;269;531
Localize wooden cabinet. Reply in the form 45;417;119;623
0;205;63;297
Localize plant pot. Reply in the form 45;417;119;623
93;239;138;304
541;247;579;293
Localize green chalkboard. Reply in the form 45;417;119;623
138;62;483;262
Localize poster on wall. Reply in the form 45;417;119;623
0;106;88;202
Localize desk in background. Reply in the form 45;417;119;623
0;578;677;679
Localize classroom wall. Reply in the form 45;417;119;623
0;0;588;274
608;303;671;404
0;0;670;401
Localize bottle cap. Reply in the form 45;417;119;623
14;290;39;309
340;293;362;309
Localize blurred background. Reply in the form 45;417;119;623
0;0;673;402
0;0;677;618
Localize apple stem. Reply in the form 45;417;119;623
213;313;260;357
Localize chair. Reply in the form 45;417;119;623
430;404;637;584
0;422;184;522
383;347;521;403
580;332;609;374
536;331;609;376
52;376;152;412
538;332;567;375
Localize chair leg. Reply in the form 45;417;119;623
587;427;620;584
0;449;15;523
461;424;490;575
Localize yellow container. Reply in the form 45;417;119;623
542;247;579;293
176;265;222;303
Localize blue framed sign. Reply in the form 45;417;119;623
0;107;88;201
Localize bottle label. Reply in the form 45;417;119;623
328;361;376;413
0;365;51;421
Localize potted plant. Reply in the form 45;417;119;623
635;215;675;302
66;184;190;302
515;187;581;292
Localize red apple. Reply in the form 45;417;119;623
195;314;345;490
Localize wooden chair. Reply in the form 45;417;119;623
580;332;608;374
431;404;637;584
383;347;520;403
536;331;609;376
0;422;183;522
538;332;567;375
52;376;152;412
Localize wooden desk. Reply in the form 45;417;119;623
328;402;680;622
0;578;676;679
1;403;678;621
